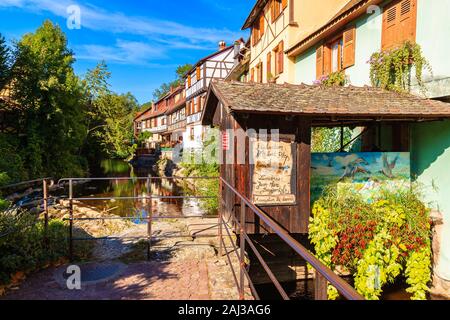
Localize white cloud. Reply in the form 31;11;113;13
75;39;167;65
1;0;245;46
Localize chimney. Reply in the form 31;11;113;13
218;41;226;51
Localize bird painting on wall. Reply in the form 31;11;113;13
380;154;399;179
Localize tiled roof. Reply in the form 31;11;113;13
203;80;450;123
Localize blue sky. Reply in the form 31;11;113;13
0;0;252;104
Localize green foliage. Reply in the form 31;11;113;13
152;63;192;100
369;42;431;94
0;33;11;89
312;127;353;152
137;131;152;145
309;186;432;300
0;209;68;285
83;62;139;160
91;92;138;159
180;129;219;213
0;134;28;185
314;71;347;86
11;20;87;178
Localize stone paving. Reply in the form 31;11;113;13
1;218;252;300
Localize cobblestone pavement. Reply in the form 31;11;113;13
1;218;252;300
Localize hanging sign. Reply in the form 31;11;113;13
222;131;230;151
251;137;296;205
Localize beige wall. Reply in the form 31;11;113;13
249;0;348;84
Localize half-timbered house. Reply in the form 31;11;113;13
184;41;241;152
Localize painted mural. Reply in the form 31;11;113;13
311;152;411;203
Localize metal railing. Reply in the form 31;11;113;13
57;176;218;261
218;177;364;301
0;178;52;240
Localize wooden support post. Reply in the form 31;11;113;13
69;179;74;262
218;178;223;256
295;119;311;233
43;179;49;246
239;198;246;300
147;176;152;261
315;272;328;300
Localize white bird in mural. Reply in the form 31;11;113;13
380;154;398;179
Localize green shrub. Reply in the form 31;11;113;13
0;209;69;285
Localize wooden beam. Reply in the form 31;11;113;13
294;118;311;234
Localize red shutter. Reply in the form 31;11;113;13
316;45;324;79
259;15;265;38
196;67;201;81
343;26;356;68
271;0;275;22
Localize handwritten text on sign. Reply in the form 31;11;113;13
251;138;296;205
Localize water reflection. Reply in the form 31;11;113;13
70;160;210;223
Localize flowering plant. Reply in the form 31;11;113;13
309;185;432;300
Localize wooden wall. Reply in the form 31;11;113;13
216;103;311;235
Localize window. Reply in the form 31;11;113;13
256;62;263;83
330;37;344;73
382;0;417;50
252;14;265;45
196;96;202;113
316;26;355;79
196;66;201;81
273;41;284;76
190;127;195;141
271;0;286;22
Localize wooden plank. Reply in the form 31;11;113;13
295;119;311;234
315;272;328;300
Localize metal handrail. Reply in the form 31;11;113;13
219;177;364;301
62;176;219;261
0;177;53;190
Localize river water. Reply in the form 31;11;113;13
58;159;214;222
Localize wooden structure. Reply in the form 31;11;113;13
202;80;450;235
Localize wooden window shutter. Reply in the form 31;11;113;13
197;96;201;113
343;26;356;68
316;45;324;78
259;15;265;37
187;75;191;87
250;68;255;82
399;0;417;45
278;41;284;74
196;66;201;81
271;0;275;22
267;52;272;79
382;0;416;50
282;0;288;10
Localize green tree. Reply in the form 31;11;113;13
12;20;87;178
152;63;192;100
93;92;139;159
82;62;139;159
0;33;11;89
